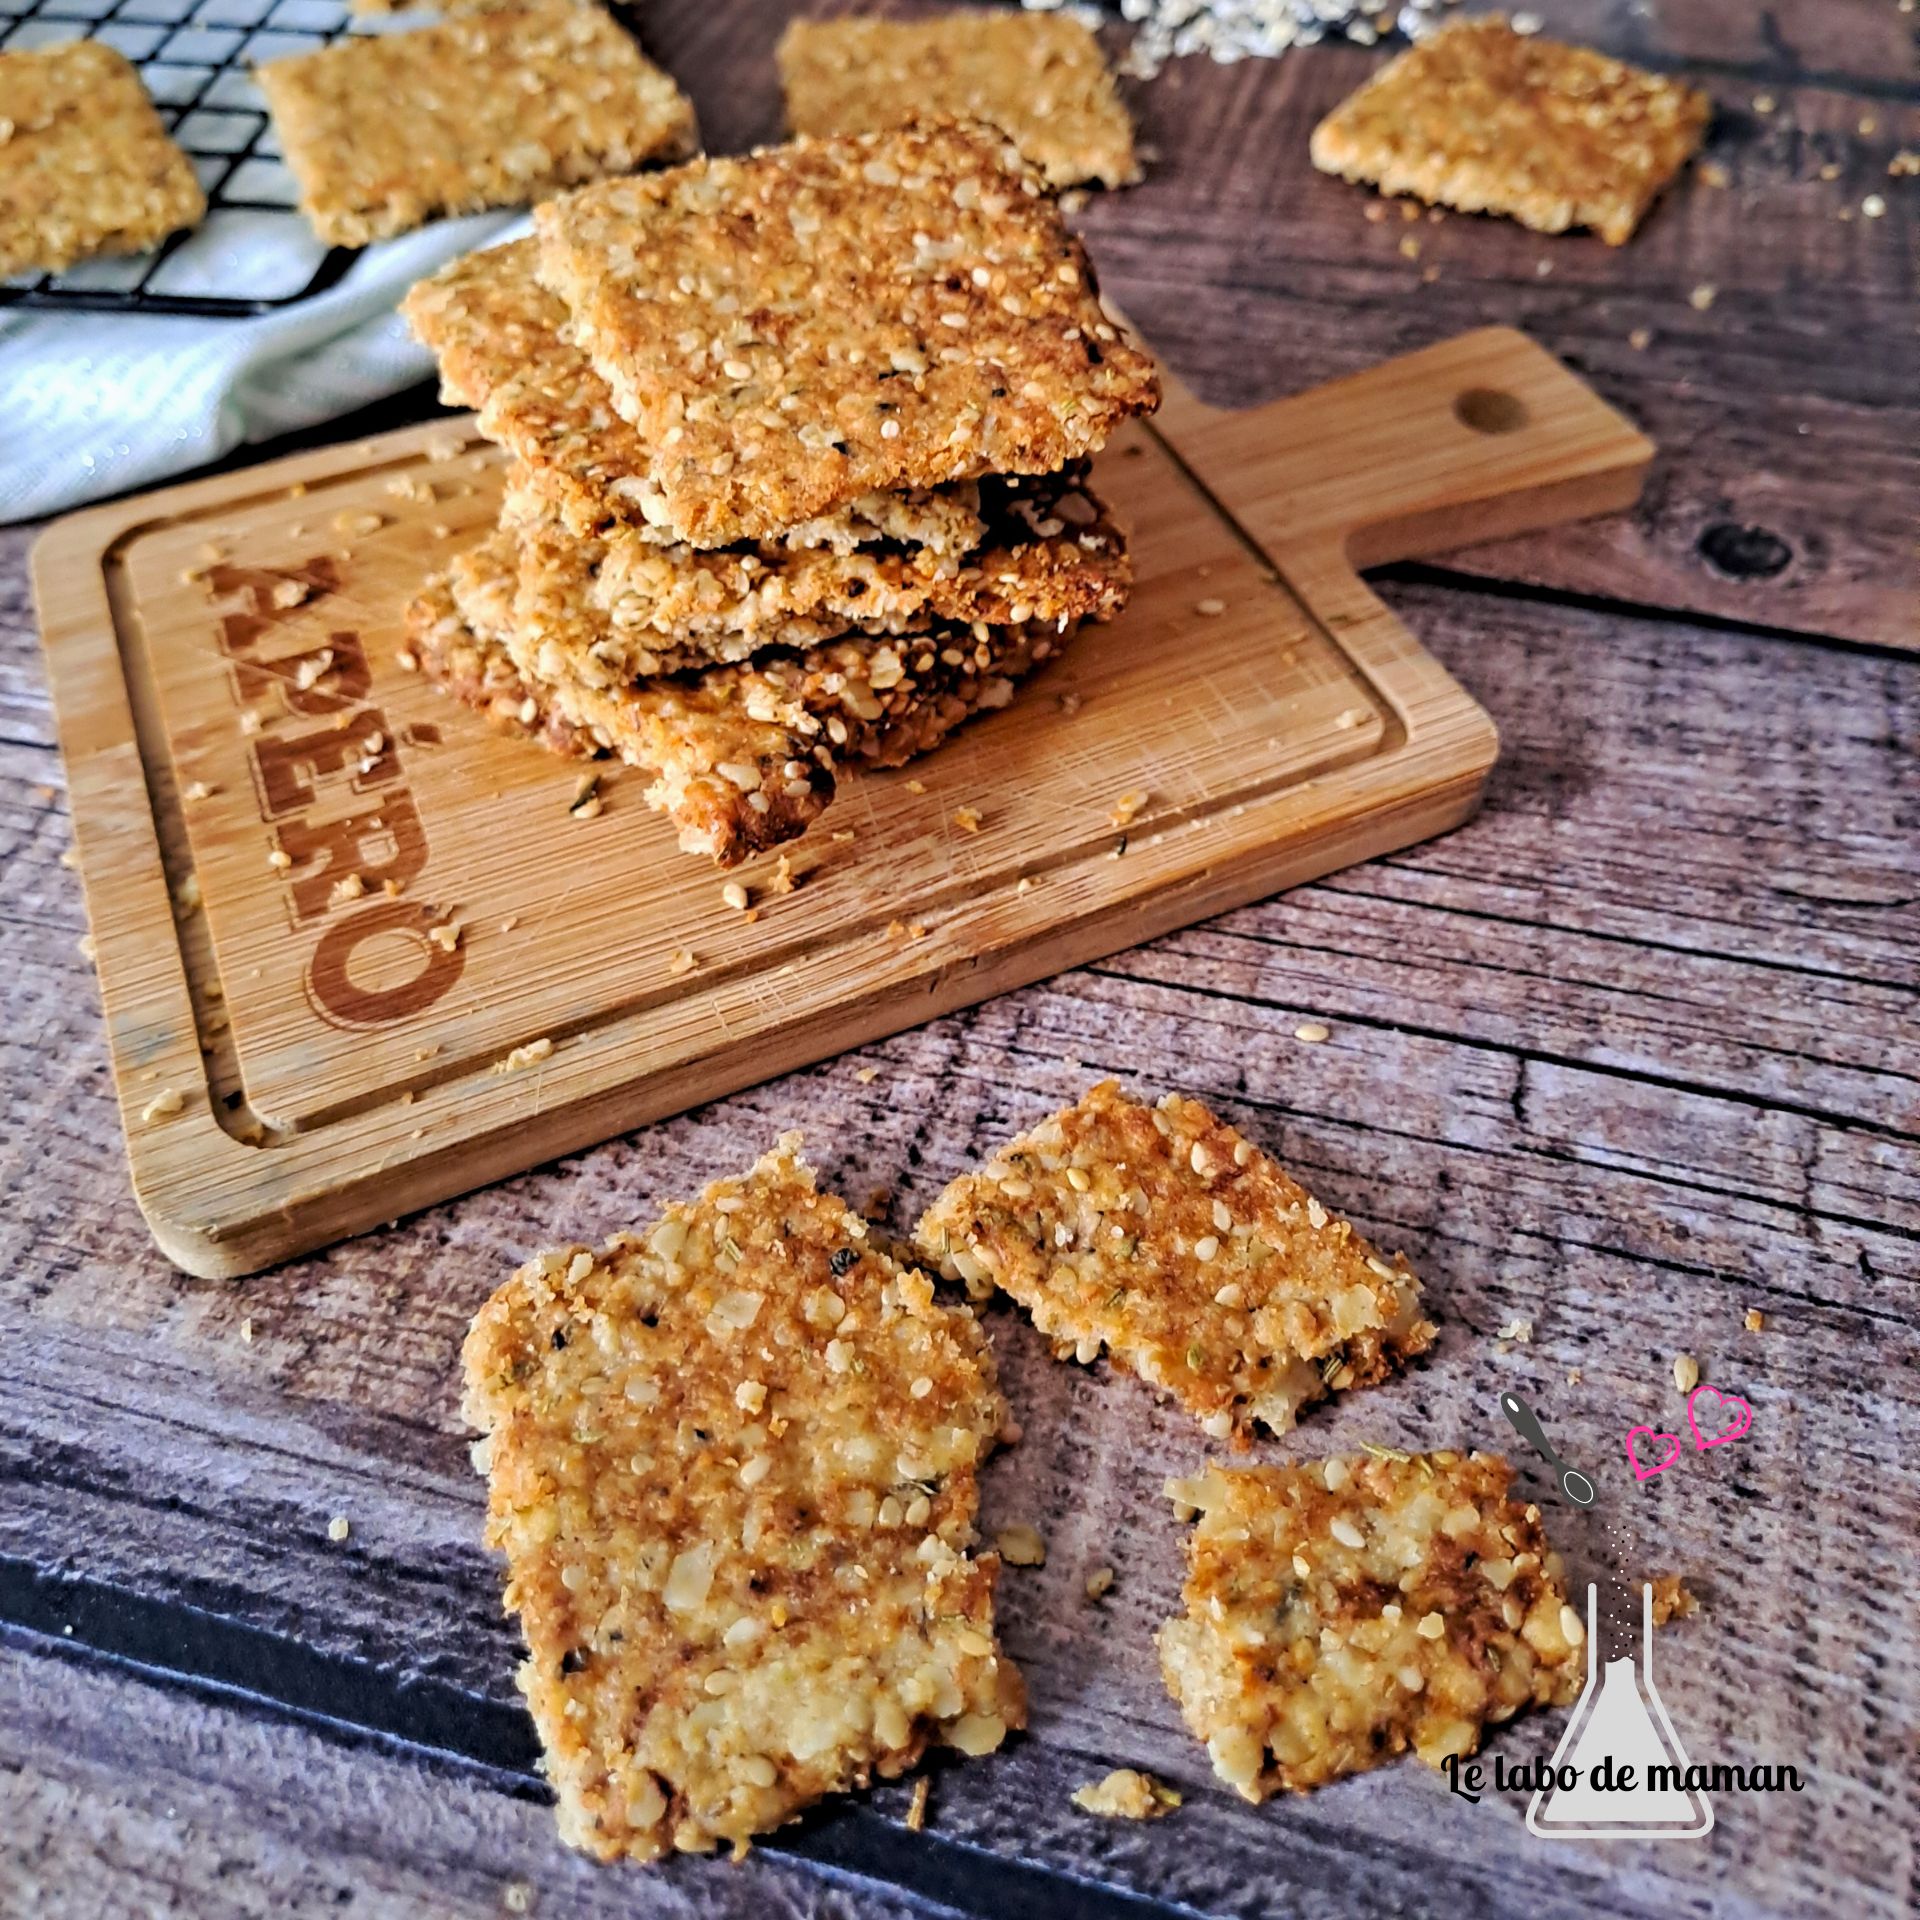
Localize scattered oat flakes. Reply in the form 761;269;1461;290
141;1087;185;1123
1673;1352;1700;1393
1071;1768;1181;1820
492;1037;554;1075
996;1524;1047;1568
327;1515;350;1542
1744;1307;1766;1333
1293;1021;1330;1044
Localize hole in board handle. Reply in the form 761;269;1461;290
1454;388;1530;435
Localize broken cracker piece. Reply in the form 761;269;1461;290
259;0;697;248
778;12;1138;191
1310;16;1709;246
914;1081;1434;1443
461;1134;1024;1863
1158;1453;1582;1800
0;42;204;278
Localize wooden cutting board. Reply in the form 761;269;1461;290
34;326;1650;1277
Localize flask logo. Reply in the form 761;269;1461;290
1525;1583;1713;1840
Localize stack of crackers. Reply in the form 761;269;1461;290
402;119;1159;866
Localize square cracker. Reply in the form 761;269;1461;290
1158;1453;1584;1800
403;238;989;551
420;533;1080;864
777;12;1138;191
0;42;204;278
915;1080;1435;1443
257;0;697;248
461;1136;1024;1860
1309;15;1710;245
533;120;1159;547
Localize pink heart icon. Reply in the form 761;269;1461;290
1625;1426;1682;1479
1688;1384;1753;1450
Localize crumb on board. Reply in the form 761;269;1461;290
1108;789;1148;828
140;1087;185;1123
491;1037;555;1075
1647;1574;1698;1625
1071;1768;1182;1819
1744;1307;1766;1333
327;1515;350;1542
721;881;750;912
1158;1452;1582;1799
1497;1317;1534;1343
1292;1022;1330;1044
1084;1565;1114;1601
1673;1352;1700;1393
667;948;697;976
905;1774;931;1832
953;806;984;835
915;1081;1435;1444
459;1135;1023;1861
1690;284;1717;310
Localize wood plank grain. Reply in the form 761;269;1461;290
1;579;1913;1918
0;1631;952;1920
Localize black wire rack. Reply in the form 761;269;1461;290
0;0;415;316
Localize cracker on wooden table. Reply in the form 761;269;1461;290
777;12;1138;191
404;238;990;551
0;42;204;278
1159;1453;1584;1800
462;1135;1024;1861
512;466;1130;688
257;0;698;248
1309;15;1710;245
534;120;1160;547
915;1080;1435;1444
441;531;1080;864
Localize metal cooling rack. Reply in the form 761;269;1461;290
0;0;421;316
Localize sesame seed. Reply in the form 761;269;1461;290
1674;1352;1700;1393
1330;1516;1366;1550
1560;1603;1586;1644
327;1515;350;1542
1293;1021;1330;1043
721;881;750;911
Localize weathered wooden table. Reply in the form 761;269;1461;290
2;3;1914;1915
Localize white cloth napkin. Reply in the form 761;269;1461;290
0;210;521;526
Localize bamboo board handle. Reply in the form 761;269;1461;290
1151;325;1653;572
